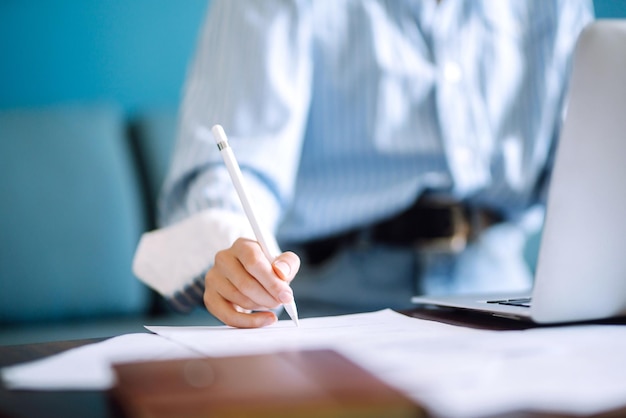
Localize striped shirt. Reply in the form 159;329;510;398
161;0;592;242
142;0;593;310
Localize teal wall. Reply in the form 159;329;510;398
595;0;626;18
0;0;209;112
0;0;623;113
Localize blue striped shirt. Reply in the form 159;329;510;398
160;0;593;248
134;0;594;313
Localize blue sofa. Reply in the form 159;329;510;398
0;103;221;345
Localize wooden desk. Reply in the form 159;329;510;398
1;308;625;418
0;338;118;418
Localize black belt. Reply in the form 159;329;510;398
295;195;504;266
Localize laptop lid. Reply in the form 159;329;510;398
412;20;626;323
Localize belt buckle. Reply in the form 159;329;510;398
413;202;469;253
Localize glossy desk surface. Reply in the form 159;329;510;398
1;308;625;418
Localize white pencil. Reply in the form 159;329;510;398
211;124;299;326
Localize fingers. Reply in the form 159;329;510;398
205;288;277;328
203;238;301;328
214;243;284;308
236;243;295;303
207;269;268;311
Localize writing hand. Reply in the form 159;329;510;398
204;237;300;328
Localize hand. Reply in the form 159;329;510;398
204;237;300;328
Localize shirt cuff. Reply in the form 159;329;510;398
132;208;253;300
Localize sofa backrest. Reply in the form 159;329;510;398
0;104;150;323
129;109;179;225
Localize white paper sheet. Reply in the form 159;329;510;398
147;309;626;418
1;333;199;390
3;310;626;418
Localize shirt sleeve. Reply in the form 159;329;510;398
161;0;314;230
133;0;314;310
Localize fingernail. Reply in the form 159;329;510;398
278;290;293;304
273;260;290;279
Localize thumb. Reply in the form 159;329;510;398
272;251;301;283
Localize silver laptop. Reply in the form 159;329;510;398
411;21;626;324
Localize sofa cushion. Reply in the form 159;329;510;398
0;103;150;323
